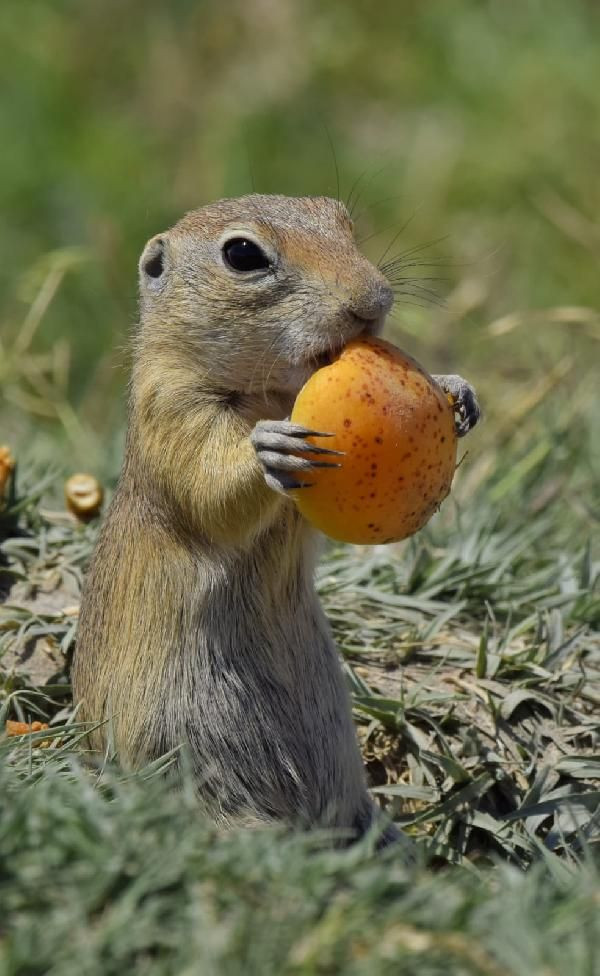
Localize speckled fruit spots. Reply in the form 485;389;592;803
290;335;458;544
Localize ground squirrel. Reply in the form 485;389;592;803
73;194;479;842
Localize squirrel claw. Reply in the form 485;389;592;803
266;422;336;439
251;419;341;494
432;374;481;438
264;472;315;493
258;451;341;473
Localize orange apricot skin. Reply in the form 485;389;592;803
290;336;457;545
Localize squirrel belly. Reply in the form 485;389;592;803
74;473;369;830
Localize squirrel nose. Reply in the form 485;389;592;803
350;280;394;323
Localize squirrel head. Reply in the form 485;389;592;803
136;194;393;399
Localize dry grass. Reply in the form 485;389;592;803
1;408;598;869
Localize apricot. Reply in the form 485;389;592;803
290;336;457;544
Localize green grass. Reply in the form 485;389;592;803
1;738;599;976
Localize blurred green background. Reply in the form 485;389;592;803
1;0;599;498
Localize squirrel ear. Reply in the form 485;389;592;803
140;237;166;282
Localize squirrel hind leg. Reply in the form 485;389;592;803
351;803;415;857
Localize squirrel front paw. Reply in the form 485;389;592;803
432;374;481;437
250;420;343;494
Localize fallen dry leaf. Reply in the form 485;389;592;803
5;720;50;742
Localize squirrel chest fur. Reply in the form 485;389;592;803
74;193;478;839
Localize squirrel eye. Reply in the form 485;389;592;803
222;238;270;273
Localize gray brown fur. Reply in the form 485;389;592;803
73;194;476;840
